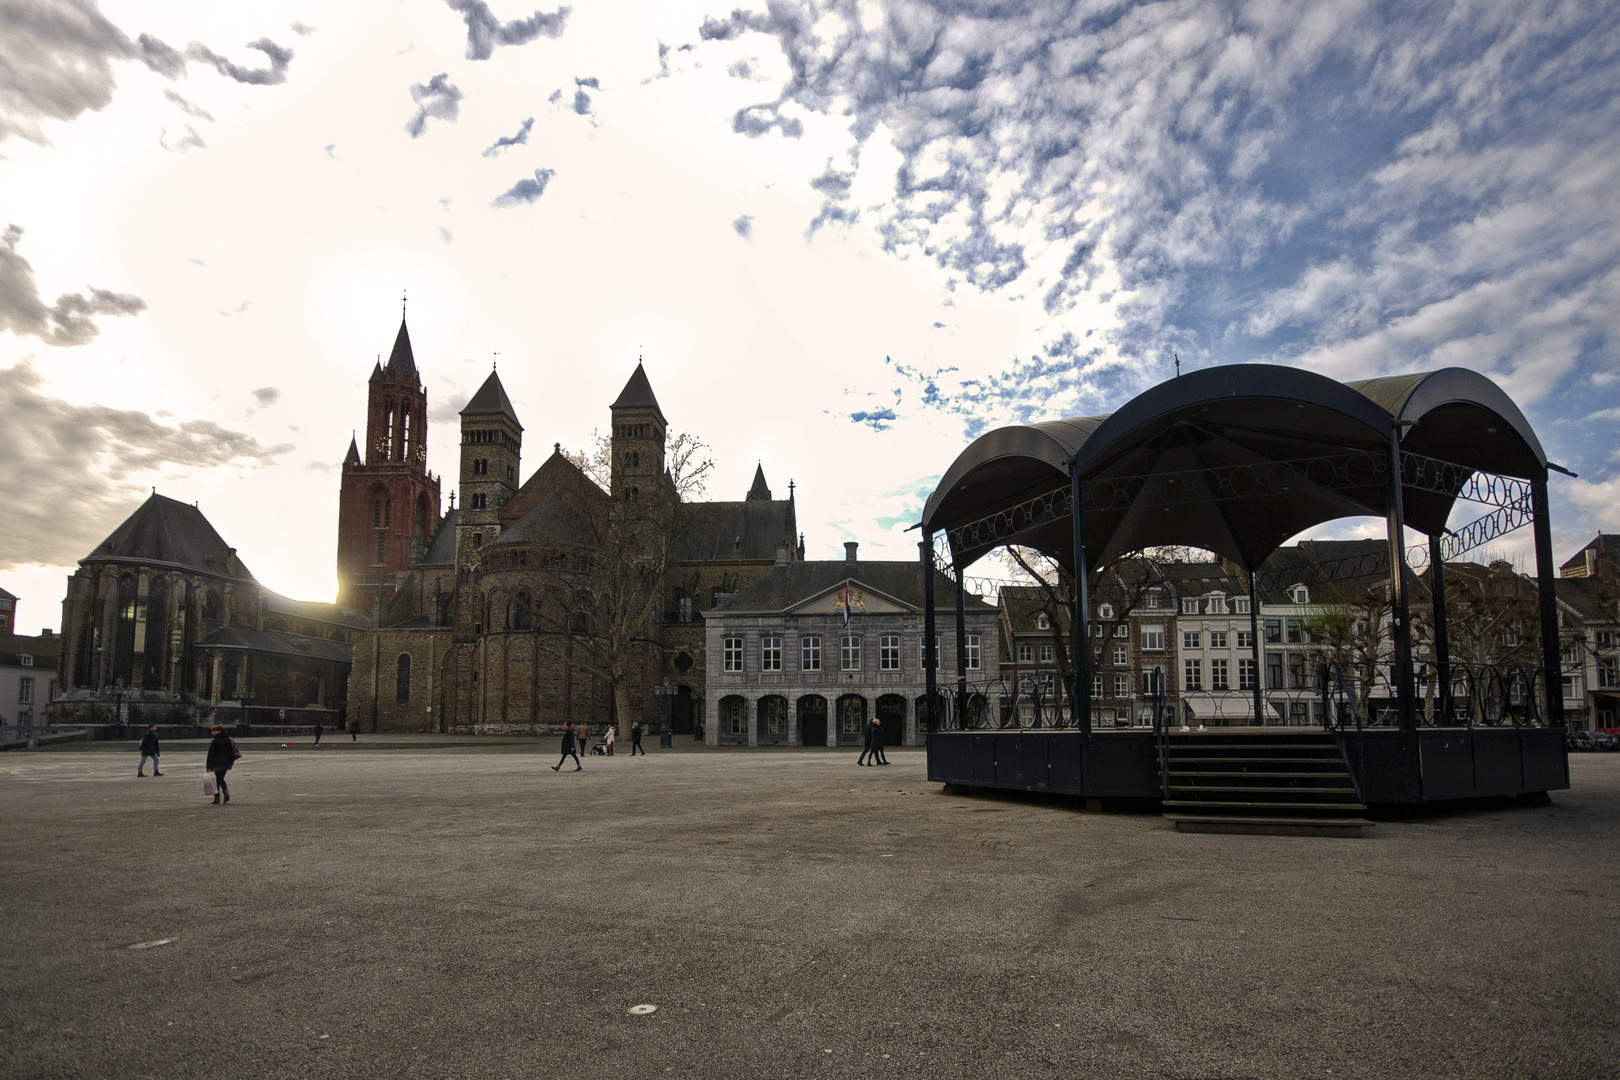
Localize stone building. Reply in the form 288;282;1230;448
702;544;999;747
0;586;16;635
52;493;368;729
1;628;58;732
344;350;805;735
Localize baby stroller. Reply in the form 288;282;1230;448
590;738;611;756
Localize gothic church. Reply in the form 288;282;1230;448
340;317;803;733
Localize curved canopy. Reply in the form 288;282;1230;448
922;365;1547;574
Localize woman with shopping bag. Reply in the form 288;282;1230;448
205;724;241;804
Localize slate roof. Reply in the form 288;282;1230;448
344;436;361;465
490;492;594;549
196;626;354;663
0;586;16;601
422;508;459;565
710;561;995;615
1555;577;1618;623
675;500;795;562
262;591;372;630
84;494;253;580
1561;533;1620;575
999;584;1073;633
385;318;418;380
1;633;59;669
460;370;522;428
610;363;666;423
369;360;385;383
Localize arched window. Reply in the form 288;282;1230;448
395;654;411;703
112;573;137;687
512;592;536;632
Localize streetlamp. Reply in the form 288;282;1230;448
657;682;674;748
113;678;126;740
238;689;254;735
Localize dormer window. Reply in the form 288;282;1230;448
1234;598;1250;614
1036;613;1049;630
1181;598;1199;615
1209;594;1228;615
1144;592;1161;609
1291;586;1309;604
1098;603;1113;620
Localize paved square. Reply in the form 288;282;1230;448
2;740;1616;1079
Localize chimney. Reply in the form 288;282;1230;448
40;628;53;638
775;545;789;566
845;541;858;564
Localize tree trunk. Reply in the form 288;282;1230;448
613;679;635;742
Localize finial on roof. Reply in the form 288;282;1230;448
449;491;456;509
402;288;407;318
555;442;561;453
493;352;499;371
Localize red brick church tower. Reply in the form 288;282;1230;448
335;314;442;612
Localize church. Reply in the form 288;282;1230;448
341;317;803;734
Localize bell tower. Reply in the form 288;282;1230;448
336;313;441;611
456;368;523;565
609;362;667;503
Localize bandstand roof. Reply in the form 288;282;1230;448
921;365;1547;574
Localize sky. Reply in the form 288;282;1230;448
2;0;1618;632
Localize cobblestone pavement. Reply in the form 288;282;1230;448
1;743;1615;1080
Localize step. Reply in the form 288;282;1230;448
1169;785;1358;796
1163;814;1373;838
1162;799;1368;811
1169;769;1350;779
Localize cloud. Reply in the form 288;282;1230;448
481;116;533;157
0;224;146;347
405;73;462;138
439;226;453;244
0;360;294;569
247;386;279;414
443;0;570;61
492;167;555;207
290;21;315;37
731;214;753;240
184;38;293;86
163;89;213;121
218;299;250;316
0;2;291;144
159;124;205;152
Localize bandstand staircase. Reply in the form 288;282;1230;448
1159;731;1373;838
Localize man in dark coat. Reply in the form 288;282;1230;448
867;717;889;766
630;721;646;756
551;722;583;772
204;724;239;803
137;724;162;776
857;716;874;766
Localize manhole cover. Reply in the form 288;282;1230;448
628;1004;657;1015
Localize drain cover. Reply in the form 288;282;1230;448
627;1004;657;1015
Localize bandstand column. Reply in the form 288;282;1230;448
1070;461;1092;737
1386;427;1418;732
921;538;936;731
955;574;968;707
1428;534;1453;723
1248;570;1263;726
1531;476;1566;727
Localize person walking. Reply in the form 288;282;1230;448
137;724;162;776
314;721;323;746
630;721;646;756
868;717;889;766
205;724;240;804
552;721;583;772
602;725;615;756
857;716;874;766
349;718;358;742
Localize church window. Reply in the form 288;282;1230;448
384;500;392;527
395;654;411;703
473;459;486;475
375;534;386;562
513;592;536;632
472;534;482;548
372;500;381;527
507;465;514;480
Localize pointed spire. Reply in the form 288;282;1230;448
369;357;384;382
611;362;666;423
344;433;361;465
460;369;523;429
385;316;418;381
747;462;772;501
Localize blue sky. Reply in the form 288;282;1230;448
1;0;1616;626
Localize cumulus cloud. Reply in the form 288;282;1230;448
732;214;753;240
492;167;555;207
249;387;280;413
405;73;462;138
163;88;213;121
444;0;569;61
691;0;1620;443
0;360;294;569
0;0;291;144
481;116;533;156
0;224;145;347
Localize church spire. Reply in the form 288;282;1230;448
747;463;772;501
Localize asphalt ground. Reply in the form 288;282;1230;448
1;739;1616;1080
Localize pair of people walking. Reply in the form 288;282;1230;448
858;717;888;766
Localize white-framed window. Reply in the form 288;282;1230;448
1098;603;1114;620
1039;644;1054;663
1238;658;1256;690
1210;631;1227;649
760;635;782;672
880;635;900;670
801;635;822;671
19;653;34;667
1181;598;1199;615
1141;666;1165;695
1292;585;1309;603
1113;625;1127;638
1112;673;1131;697
1140;624;1165;651
1112;643;1127;666
1036;613;1050;630
1184;659;1202;691
1236;630;1253;650
1017;644;1032;663
840;634;861;671
1211;658;1229;690
18;676;33;703
1183;630;1200;649
1145;592;1161;609
1234;597;1250;614
1092;674;1103;697
723;636;744;672
965;634;981;670
1209;595;1228;615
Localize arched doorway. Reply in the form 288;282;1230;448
758;695;789;745
876;694;905;746
718;695;748;745
797;694;827;747
836;694;867;747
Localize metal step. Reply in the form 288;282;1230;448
1163;814;1372;838
1162;799;1367;811
1169;784;1359;795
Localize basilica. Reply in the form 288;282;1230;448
341;317;803;734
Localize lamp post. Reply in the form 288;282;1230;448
113;678;126;740
238;689;254;735
658;682;674;748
